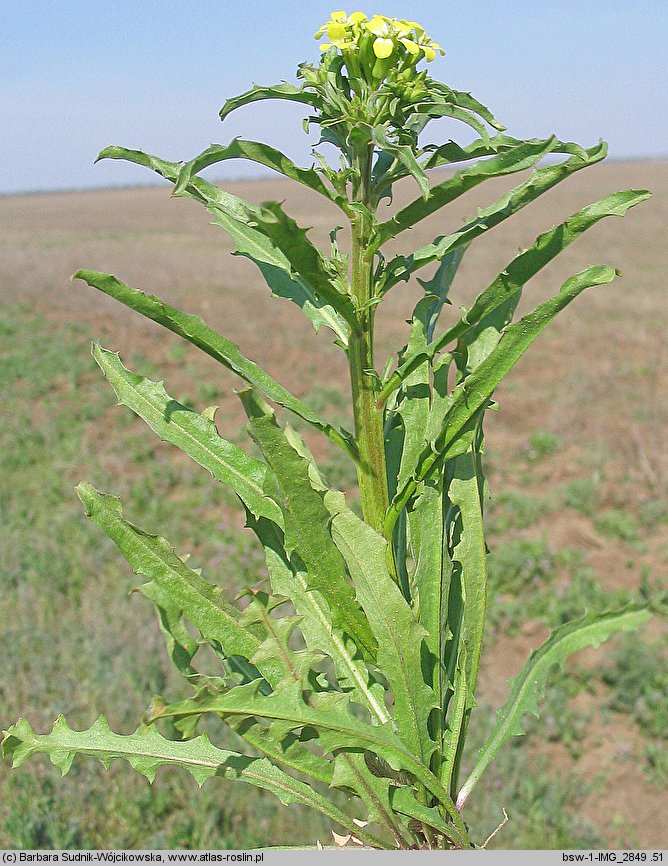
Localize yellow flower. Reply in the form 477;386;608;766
315;10;444;79
315;10;370;50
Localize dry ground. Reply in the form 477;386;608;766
1;156;666;847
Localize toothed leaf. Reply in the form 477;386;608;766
74;270;356;458
457;605;653;808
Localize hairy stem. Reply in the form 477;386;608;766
348;144;390;538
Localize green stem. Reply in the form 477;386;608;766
348;145;439;852
348;144;390;539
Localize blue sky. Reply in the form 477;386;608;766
3;1;666;194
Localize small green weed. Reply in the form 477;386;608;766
525;430;561;462
486;488;553;534
594;509;641;543
488;540;634;633
639;497;668;529
562;475;602;516
600;634;668;785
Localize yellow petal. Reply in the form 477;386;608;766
373;37;394;58
348;11;366;23
399;37;419;55
327;21;348;40
330;10;347;22
319;43;332;52
365;15;389;36
423;45;436;61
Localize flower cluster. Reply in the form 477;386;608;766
314;11;444;83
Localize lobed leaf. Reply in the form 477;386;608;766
415;245;467;342
74;270;357;458
326;493;438;769
422;135;588;171
241;390;376;661
137;581;206;685
97;146;350;345
92;345;283;524
374;137;559;246
75;483;279;685
372;126;430;201
440;446;487;792
246;202;359;332
174;138;342;207
457;606;653;809
246;512;390;724
159;680;469;845
331;753;414;848
1;716;377;843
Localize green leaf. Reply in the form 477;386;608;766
372;126;430;201
240;390;376;662
73;270;357;459
255;261;349;345
219;82;317;122
92;345;283;525
226;715;336;787
375;137;559;246
247;202;359;332
205;205;351;345
96;146;248;218
246;513;390;725
387;264;621;533
390;786;461;838
174;138;341;206
159;680;469;845
379;142;609;290
331;753;414;848
413;102;492;143
2;717;376;842
378;188;651;403
393;318;432;494
75;483;281;686
448;448;487;697
408;480;449;692
438;642;470;793
326;493;438;769
440;445;487;793
96;146;350;345
415;245;467;342
457;606;653;809
421;135;588;172
137;581;205;684
240;591;326;686
444;89;506;132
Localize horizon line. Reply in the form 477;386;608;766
3;152;667;200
